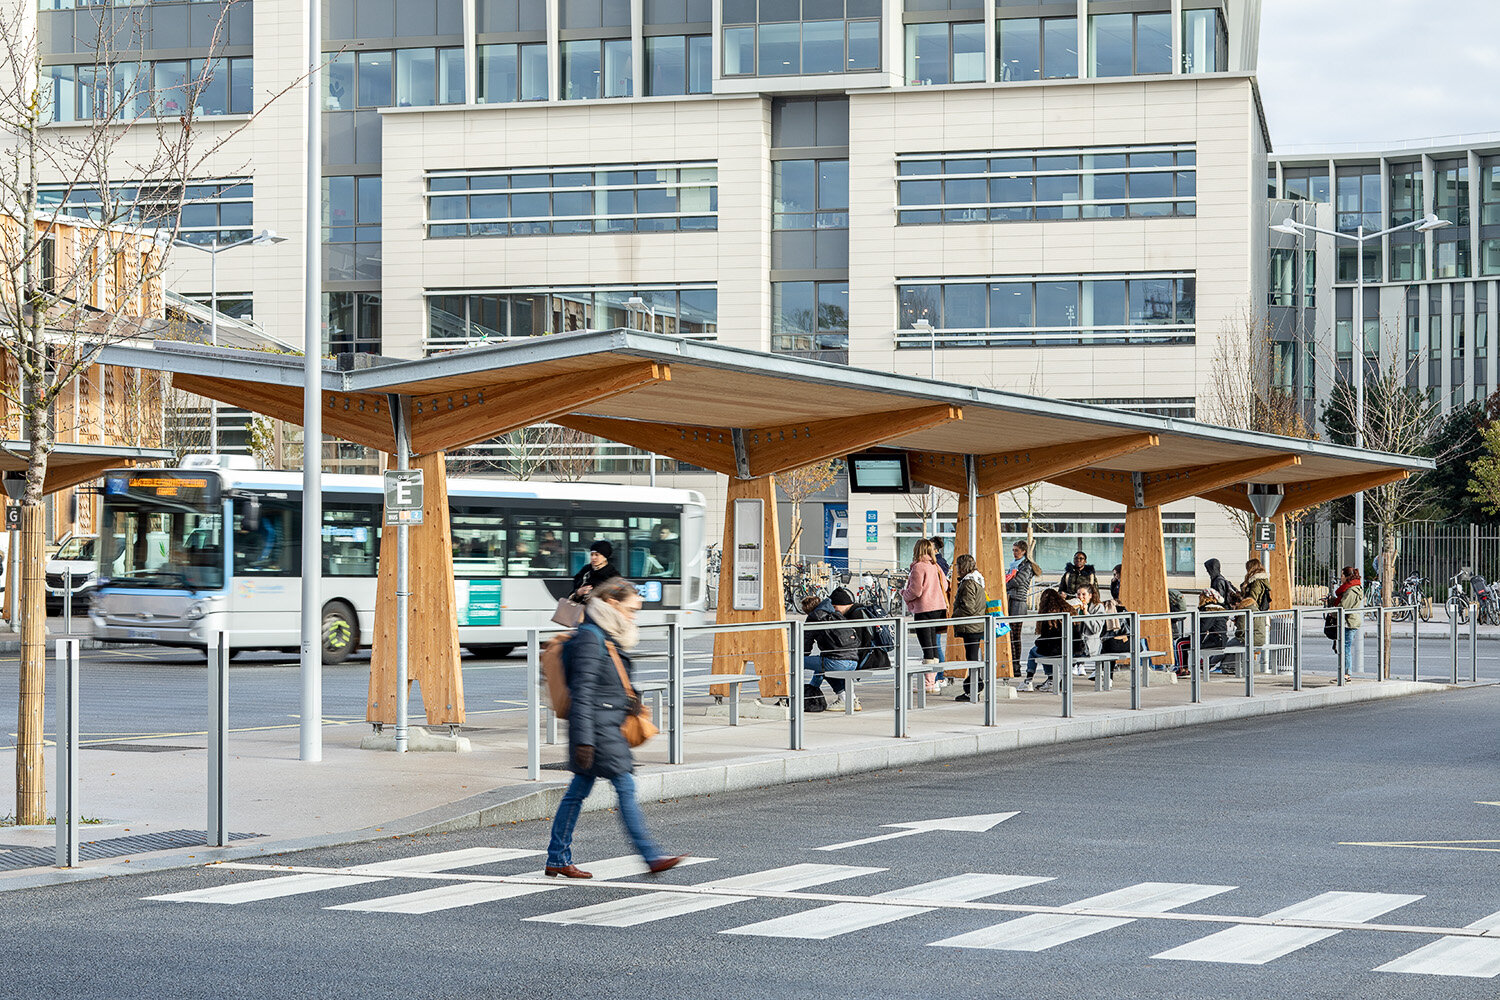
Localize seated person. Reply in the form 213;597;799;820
1020;588;1069;692
801;588;862;711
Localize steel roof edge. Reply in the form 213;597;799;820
1;440;175;461
94;341;337;390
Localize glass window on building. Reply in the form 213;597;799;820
1281;166;1330;203
1435;158;1470;227
1181;7;1227;73
1302;248;1316;308
722;0;882;77
478;42;548;102
996;15;1078;81
771;280;849;357
1480;157;1500;226
1089;10;1170;78
1434;235;1472;280
905;21;984;85
773;158;848;229
1335;165;1380;233
477;0;549;32
645;0;713;22
562;38;633;100
1269;248;1295;307
646;35;712;95
325;292;382;354
426;286;717;349
1388;162;1423;227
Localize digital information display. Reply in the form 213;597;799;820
104;472;222;506
847;452;912;493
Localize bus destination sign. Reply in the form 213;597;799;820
104;472;221;506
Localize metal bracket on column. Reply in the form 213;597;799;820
1131;472;1146;509
731;428;751;480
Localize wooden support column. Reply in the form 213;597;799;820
943;494;1013;676
1268;512;1293;609
944;504;970;677
712;475;789;699
367;451;465;726
1122;505;1173;655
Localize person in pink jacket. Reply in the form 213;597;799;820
903;538;950;693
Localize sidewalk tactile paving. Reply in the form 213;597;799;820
0;830;266;871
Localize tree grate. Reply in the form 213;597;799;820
0;829;265;871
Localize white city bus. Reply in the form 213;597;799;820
89;465;706;661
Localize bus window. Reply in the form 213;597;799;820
451;508;506;578
629;516;680;578
511;515;567;576
232;501;298;576
570;516;627;576
323;507;377;576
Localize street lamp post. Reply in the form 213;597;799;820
913;317;937;537
1271;211;1450;675
172;230;284;455
626;296;660;484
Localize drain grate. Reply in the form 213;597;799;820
84;743;199;753
0;829;266;871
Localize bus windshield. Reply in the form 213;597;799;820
99;501;225;592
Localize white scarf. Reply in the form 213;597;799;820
962;569;986;589
586;598;640;651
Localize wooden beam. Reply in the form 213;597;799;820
42;457;125;495
943;492;1014;677
1273;469;1410;514
1122;506;1174;654
1142;454;1302;507
744;405;961;478
910;434;1159;496
1046;469;1138;505
406;362;670;456
173;373;397;453
1268;513;1293;610
1197;484;1257;513
554;415;739;476
711;476;789;698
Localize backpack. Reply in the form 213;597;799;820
849;603;895;651
541;632;573;718
803;683;827;712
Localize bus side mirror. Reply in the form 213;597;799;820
243;495;261;532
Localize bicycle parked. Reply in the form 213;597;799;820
1388;574;1432;622
1471;574;1500;626
1446;569;1473;625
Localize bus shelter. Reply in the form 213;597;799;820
95;332;1431;726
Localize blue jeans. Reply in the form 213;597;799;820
1342;627;1358;675
805;654;853;694
1025;645;1054;680
546;771;661;867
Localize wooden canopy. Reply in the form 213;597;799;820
0;440;174;495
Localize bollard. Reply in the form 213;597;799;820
526;630;541;780
1292;609;1303;691
54;638;80;868
893;618;908;738
1129;611;1141;710
1060;612;1073;719
207;630;229;847
668;621;685;764
63;568;73;635
789;620;805;750
1189;609;1201;704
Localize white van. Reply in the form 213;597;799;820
46;533;99;612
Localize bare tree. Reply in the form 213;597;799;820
776;459;842;565
0;0;297;823
541;425;598;483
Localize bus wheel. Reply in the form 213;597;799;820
322;602;359;664
466;644;517;659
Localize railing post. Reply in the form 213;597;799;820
1449;609;1459;684
893;617;908;738
1335;610;1346;686
1376;606;1387;682
1469;604;1478;683
667;621;684;765
1292;609;1303;691
1129;611;1141;710
982;615;997;726
1189;609;1201;704
526;629;541;780
788;619;805;750
62;568;73;635
54;637;80;868
1060;612;1073;719
208;630;229;848
1244;609;1254;698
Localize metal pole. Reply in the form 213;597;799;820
1189;609;1201;703
1450;608;1459;684
1244;609;1254;698
393;405;411;754
893;617;907;738
208;630;229;847
982;615;996;726
1060;611;1073;719
1129;610;1141;710
789;620;804;750
54;638;79;868
62;567;72;635
208;244;219;457
1336;612;1345;686
1412;603;1419;682
1292;609;1303;691
526;629;541;780
1376;606;1386;682
1353;229;1366;680
1469;604;1477;683
299;0;324;763
667;620;684;764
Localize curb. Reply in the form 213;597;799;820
0;679;1457;893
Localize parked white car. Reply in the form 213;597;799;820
46;534;98;613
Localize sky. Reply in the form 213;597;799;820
1257;0;1500;151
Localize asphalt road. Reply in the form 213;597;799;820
1;684;1497;999
0;626;1496;749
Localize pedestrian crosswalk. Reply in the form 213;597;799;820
142;848;1500;979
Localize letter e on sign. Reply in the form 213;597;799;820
383;470;425;526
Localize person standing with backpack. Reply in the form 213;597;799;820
801;588;862;711
544;578;684;879
952;554;986;702
1241;558;1272;647
903;538;950;693
1332;565;1363;682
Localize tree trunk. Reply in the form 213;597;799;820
16;505;46;825
783;506;803;567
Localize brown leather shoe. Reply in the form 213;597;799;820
647;855;685;875
544;864;592;879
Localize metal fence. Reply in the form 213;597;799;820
1295;521;1500;595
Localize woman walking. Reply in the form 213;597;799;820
952;553;986;702
903;538;950;693
544;577;684;879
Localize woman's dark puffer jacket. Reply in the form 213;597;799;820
564;621;636;778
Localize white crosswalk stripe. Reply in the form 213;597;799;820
722;873;1052;940
325;856;716;915
527;863;884;928
1376;910;1500;978
1154;891;1424;965
930;882;1236;952
347;847;543;875
146;873;388;905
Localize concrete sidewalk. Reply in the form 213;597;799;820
0;667;1459;892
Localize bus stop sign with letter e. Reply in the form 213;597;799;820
384;470;424;526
